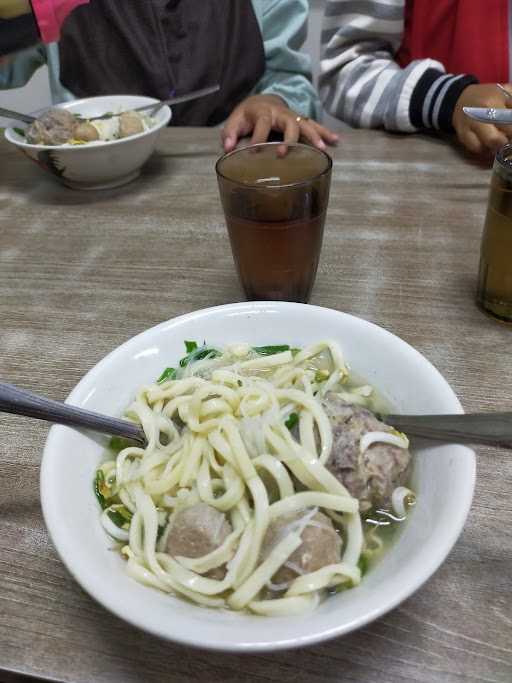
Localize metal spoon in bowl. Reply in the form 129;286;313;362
1;381;512;450
383;412;512;449
0;107;36;124
0;83;221;127
0;382;146;446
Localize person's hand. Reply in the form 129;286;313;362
221;94;339;153
452;84;512;155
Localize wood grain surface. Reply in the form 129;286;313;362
0;128;511;683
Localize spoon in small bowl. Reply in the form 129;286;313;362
2;381;512;450
0;84;221;127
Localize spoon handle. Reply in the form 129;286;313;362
0;382;146;445
386;412;512;448
0;107;36;124
89;85;221;121
137;84;220;116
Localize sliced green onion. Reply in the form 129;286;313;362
179;345;221;368
109;436;133;452
94;470;109;509
253;345;290;356
285;412;299;430
107;508;130;528
357;554;369;576
184;340;198;353
157;367;177;383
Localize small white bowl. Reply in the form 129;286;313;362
5;95;171;190
40;302;475;652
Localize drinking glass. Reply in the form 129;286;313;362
477;143;512;323
216;142;332;302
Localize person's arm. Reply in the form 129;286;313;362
252;0;319;119
320;0;477;133
0;43;46;88
221;0;338;153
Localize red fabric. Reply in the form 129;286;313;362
396;0;509;83
32;0;90;43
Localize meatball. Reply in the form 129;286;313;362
72;121;99;142
26;108;77;145
262;510;341;585
118;111;144;139
166;502;231;559
322;393;412;511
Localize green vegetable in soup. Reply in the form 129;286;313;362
107;506;132;528
285;412;299;430
253;345;290;356
357;554;369;577
157;367;177;383
179;343;221;368
94;469;109;509
109;435;134;452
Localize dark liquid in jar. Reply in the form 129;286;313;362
477;174;512;323
217;144;331;303
225;211;326;302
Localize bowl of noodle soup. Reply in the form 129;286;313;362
40;302;475;651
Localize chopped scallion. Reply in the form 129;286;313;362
107;509;129;528
358;555;369;576
157;367;177;383
285;412;299;430
94;470;109;509
109;436;133;452
179;345;221;368
253;345;290;356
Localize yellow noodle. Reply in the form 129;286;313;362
98;340;410;617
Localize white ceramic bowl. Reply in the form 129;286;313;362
4;95;171;190
40;302;475;652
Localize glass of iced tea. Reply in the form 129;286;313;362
216;142;332;303
477;143;512;323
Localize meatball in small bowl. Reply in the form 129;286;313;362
4;95;171;190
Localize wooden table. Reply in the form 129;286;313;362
0;128;511;683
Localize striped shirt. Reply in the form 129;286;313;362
319;0;480;132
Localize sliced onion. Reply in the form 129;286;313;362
391;486;416;518
359;430;409;454
100;508;129;542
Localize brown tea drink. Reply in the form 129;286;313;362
216;143;332;302
477;144;512;323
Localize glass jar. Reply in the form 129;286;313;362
476;143;512;323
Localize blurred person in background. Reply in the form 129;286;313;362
320;1;512;156
1;0;338;152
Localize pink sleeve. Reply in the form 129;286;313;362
32;0;90;43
